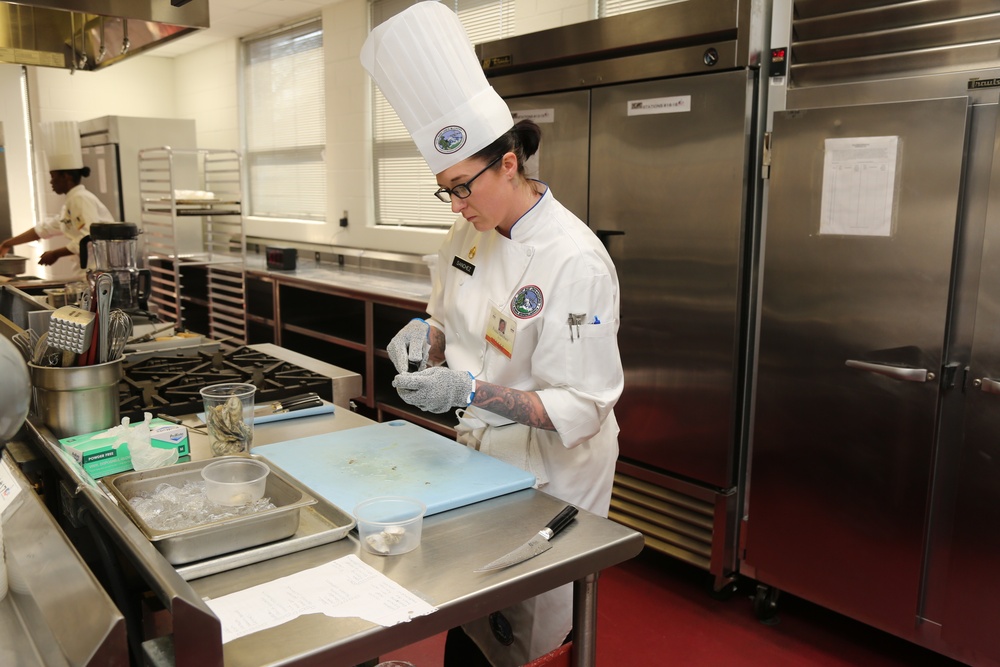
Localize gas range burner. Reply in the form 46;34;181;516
119;346;334;421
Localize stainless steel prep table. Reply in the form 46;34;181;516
26;406;643;667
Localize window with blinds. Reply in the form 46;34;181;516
243;18;326;222
370;0;514;228
598;0;688;17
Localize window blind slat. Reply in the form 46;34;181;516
243;18;326;221
599;0;688;17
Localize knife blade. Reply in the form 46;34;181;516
253;393;323;416
475;505;578;572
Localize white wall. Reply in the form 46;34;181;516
0;65;36;236
173;40;240;151
31;55;178;124
0;0;595;260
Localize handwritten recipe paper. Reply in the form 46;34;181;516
204;555;437;644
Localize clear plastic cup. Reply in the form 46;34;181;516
200;382;256;456
201;458;270;506
354;496;426;556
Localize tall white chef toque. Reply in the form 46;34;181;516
40;120;83;171
360;1;513;176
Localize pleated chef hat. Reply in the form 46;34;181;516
360;1;513;175
40;121;83;171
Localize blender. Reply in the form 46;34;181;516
81;223;152;314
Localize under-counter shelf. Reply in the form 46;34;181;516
244;267;437;423
278;284;366;344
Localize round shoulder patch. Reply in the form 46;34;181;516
511;285;544;319
435;125;467;154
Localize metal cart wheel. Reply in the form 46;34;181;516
753;584;781;625
709;577;740;601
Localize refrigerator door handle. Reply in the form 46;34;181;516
974;377;1000;395
845;360;934;383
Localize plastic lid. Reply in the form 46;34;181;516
90;222;138;240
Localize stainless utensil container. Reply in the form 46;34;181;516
104;456;317;565
29;358;123;439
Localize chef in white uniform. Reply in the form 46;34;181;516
0;120;114;275
362;5;623;665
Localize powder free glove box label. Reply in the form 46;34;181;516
59;419;190;478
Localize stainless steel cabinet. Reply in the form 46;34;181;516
590;70;754;490
941;107;1000;662
745;97;970;635
507;90;590;224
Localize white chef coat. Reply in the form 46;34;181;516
426;185;623;666
36;183;114;253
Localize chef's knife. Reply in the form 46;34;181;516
475;505;578;572
254;393;323;416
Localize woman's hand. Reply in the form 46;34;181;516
387;318;431;373
38;247;72;266
0;242;10;258
392;367;475;413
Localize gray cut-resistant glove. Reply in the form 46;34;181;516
387;318;431;373
392;366;475;414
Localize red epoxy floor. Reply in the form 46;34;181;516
379;549;969;666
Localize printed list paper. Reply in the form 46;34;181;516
819;136;899;237
204;554;437;644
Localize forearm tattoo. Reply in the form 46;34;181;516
472;380;556;431
428;326;446;366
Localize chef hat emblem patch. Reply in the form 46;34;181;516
435;126;467;154
511;285;543;319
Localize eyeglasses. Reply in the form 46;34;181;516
433;155;502;203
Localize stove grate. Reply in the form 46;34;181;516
119;346;334;421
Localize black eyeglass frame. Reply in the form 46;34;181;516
433;155;503;203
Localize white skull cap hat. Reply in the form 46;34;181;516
41;120;83;171
360;1;513;175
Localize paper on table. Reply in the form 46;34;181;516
203;554;436;644
0;458;24;520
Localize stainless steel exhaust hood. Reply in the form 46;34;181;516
0;0;209;71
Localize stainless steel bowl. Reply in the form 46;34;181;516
0;255;28;276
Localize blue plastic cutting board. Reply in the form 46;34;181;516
253;420;536;516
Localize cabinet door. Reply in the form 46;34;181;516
746;97;969;635
590;70;754;488
942;105;1000;661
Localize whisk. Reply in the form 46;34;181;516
106;310;133;361
11;330;33;362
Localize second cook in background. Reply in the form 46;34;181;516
362;4;624;666
0;120;114;275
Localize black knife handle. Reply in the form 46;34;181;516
275;392;320;409
283;397;324;412
547;505;578;536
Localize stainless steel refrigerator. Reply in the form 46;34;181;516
479;0;770;588
79;115;199;259
79;115;197;224
0;143;11;240
744;2;1000;663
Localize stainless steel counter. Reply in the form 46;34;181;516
247;342;363;409
0;451;127;666
244;254;432;305
25;404;643;667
